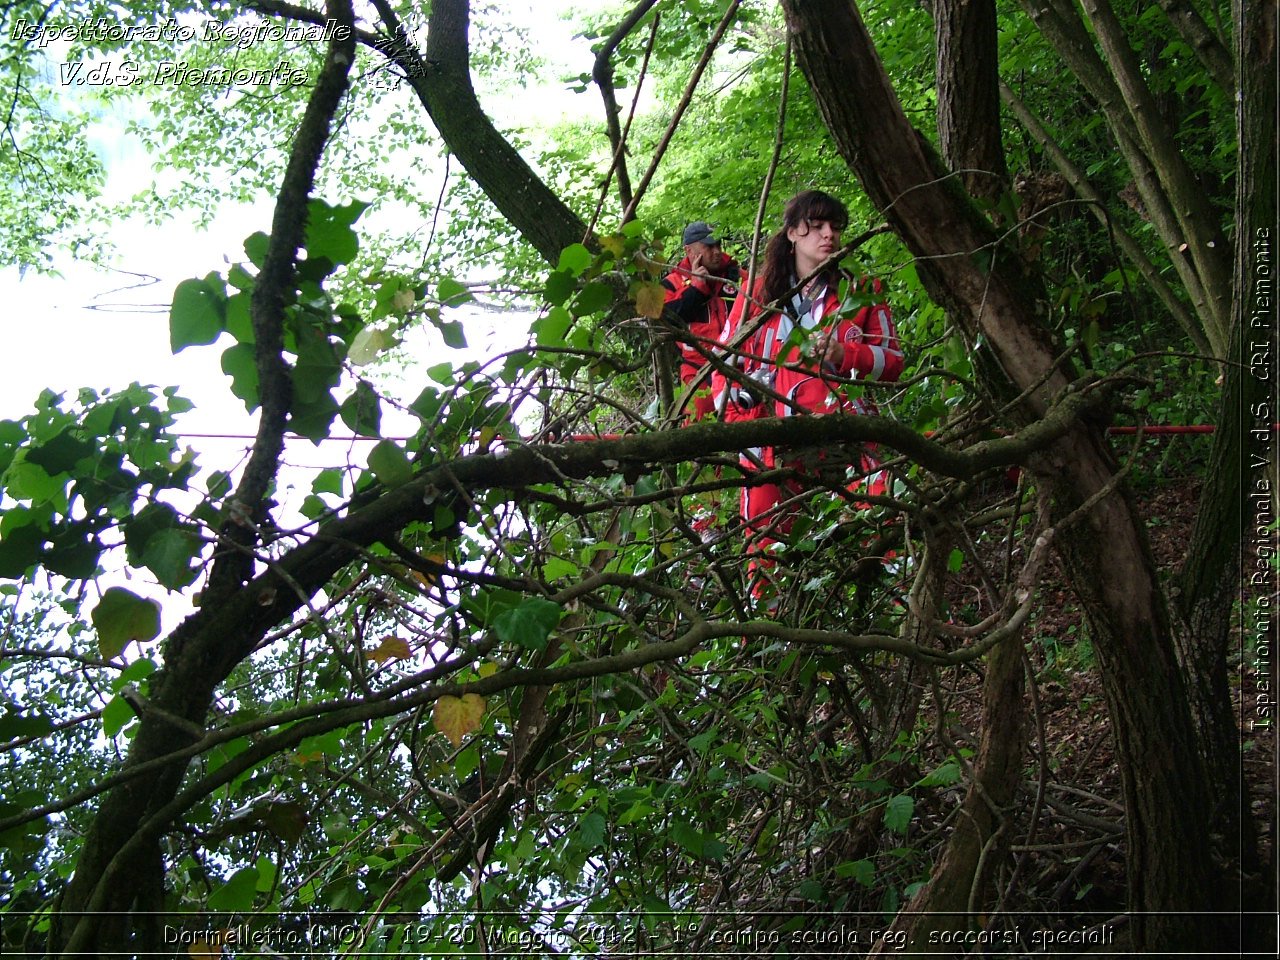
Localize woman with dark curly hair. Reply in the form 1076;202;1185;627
712;189;903;604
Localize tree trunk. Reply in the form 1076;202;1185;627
409;0;589;264
934;0;1007;204
778;0;1223;949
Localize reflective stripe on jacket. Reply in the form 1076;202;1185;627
712;272;902;422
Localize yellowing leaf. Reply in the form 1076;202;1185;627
434;694;486;746
348;326;396;365
633;281;666;319
392;288;417;313
188;931;233;958
368;636;412;665
599;234;625;257
411;551;446;589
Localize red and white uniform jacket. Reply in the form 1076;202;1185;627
661;256;743;381
713;273;902;426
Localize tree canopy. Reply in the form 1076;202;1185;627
0;0;1274;955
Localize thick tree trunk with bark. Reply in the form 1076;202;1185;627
779;0;1224;949
935;0;1007;204
410;0;588;263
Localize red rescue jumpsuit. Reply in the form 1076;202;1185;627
712;273;903;601
661;256;743;422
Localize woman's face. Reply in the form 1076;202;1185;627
786;215;842;270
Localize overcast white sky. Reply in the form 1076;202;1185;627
0;2;602;472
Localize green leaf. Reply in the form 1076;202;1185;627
101;694;135;737
438;276;473;307
348;326;396;365
221;343;260;411
142;527;202;590
44;530;100;580
208;865;260;912
534;306;573;347
304;198;367;266
92;587;162;659
244;232;270;268
574;812;606;850
438;320;467;349
557;243;593;276
796;879;826;902
670;821;723;861
0;710;54;741
492;597;562;652
0;523;44;579
339;381;382;438
224;291;253;344
367;440;413;487
835;859;876;887
312;468;344;496
260;802;309;842
299;494;330;520
544;269;576;306
917;759;963;787
574;281;614;316
289;392;340;443
687;728;716;754
884;794;914;834
25;430;94;475
947;549;964;573
170;277;225;353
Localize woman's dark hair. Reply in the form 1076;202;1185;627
759;189;850;306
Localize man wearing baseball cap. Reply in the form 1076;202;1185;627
661;221;743;421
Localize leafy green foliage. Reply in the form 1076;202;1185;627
0;0;1247;954
91;587;162;659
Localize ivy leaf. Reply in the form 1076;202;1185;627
574;281;614;316
142;528;202;590
92;587;161;659
260;801;310;842
367;440;412;487
633;281;666;319
493;597;562;652
438;276;473;307
339;381;382;438
557;243;593;276
368;636;412;665
544;269;576;306
884;794;914;834
221;343;260;411
207;865;260;912
101;694;135;737
434;693;486;746
170;277;225;353
348;326;396;365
